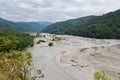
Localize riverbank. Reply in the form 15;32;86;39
31;33;120;80
56;37;120;80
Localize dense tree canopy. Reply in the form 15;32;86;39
0;29;34;52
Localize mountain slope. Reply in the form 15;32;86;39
42;9;120;39
16;22;43;32
42;16;95;34
16;22;52;32
0;18;21;30
0;18;52;32
38;22;52;27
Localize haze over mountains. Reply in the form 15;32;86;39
16;22;52;32
42;9;120;39
0;18;52;32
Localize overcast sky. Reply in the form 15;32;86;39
0;0;120;22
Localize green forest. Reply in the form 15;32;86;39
0;29;34;52
42;9;120;39
0;29;34;80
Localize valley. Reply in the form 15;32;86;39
0;3;120;80
30;33;120;80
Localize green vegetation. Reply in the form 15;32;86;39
37;40;46;44
48;42;53;46
42;9;120;39
0;51;32;80
31;70;44;80
94;71;112;80
80;48;87;51
118;72;120;79
36;33;41;37
0;29;34;52
52;36;61;41
43;35;46;37
0;29;35;80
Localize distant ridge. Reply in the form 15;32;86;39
0;18;52;32
42;9;120;39
0;17;20;30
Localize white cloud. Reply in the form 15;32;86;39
19;3;30;9
0;0;120;22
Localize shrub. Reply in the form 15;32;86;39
48;42;53;46
80;48;87;51
0;51;33;80
36;33;40;37
52;36;62;41
43;35;45;37
37;40;46;44
94;71;112;80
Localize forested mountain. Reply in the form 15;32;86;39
0;18;52;32
0;17;21;30
42;9;120;39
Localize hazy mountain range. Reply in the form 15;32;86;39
0;18;52;32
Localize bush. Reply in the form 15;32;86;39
43;35;45;37
37;40;46;44
0;51;33;80
52;37;61;41
94;71;112;80
36;32;42;37
48;42;53;46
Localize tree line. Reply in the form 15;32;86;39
0;29;34;52
0;29;34;80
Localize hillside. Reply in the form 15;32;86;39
16;22;52;32
0;18;52;32
42;9;120;39
16;22;43;32
0;18;21;30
